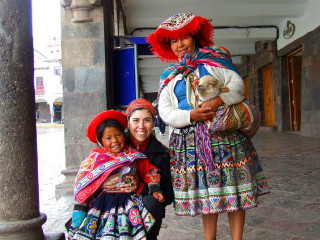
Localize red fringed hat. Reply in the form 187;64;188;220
146;13;214;62
126;99;155;119
87;110;127;143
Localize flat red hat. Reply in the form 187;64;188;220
126;98;156;119
87;110;127;143
147;13;214;62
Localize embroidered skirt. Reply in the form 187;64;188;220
68;193;155;240
169;126;270;216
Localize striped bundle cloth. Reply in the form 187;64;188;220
208;99;261;138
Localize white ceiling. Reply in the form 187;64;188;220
121;0;309;93
123;0;307;29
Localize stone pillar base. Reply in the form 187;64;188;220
55;168;78;199
0;213;46;240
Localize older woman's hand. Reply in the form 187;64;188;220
100;173;121;189
100;174;139;193
201;96;224;112
190;107;214;122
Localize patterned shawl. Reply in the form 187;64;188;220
158;46;238;98
74;147;147;203
158;46;239;171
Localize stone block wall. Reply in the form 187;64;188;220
273;56;291;132
236;40;279;127
62;6;106;167
300;26;320;137
237;26;320;137
278;26;320;137
57;3;108;198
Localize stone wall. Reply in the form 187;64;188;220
278;26;320;137
56;2;108;198
274;56;291;132
236;26;320;137
236;40;279;128
300;26;320;137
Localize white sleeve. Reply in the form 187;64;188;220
158;85;192;128
206;66;245;106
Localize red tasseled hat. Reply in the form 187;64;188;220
146;13;214;62
87;110;127;143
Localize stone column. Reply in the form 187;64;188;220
0;1;46;239
56;0;108;198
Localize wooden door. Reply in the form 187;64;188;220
262;64;276;126
243;76;249;99
287;55;302;131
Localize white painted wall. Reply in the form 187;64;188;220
34;56;62;104
277;0;320;50
34;40;63;123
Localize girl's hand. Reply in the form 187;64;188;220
201;96;224;112
100;173;120;189
190;107;214;122
119;175;139;193
153;192;165;202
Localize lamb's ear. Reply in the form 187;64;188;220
220;86;230;92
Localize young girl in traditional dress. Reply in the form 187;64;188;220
147;13;270;240
68;110;164;240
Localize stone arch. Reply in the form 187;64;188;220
35;99;51;123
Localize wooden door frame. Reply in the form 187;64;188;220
287;48;302;131
243;76;249;99
262;64;277;126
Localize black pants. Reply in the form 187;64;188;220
142;195;163;240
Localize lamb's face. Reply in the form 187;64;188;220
196;75;222;101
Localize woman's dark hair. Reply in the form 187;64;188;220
194;36;203;48
96;119;124;145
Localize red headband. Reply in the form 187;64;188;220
126;99;156;119
86;110;127;143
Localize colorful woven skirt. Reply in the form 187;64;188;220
68;193;155;240
169;126;269;216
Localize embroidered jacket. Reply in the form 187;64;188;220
74;146;161;204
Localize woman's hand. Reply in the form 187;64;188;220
100;174;139;193
153;192;165;202
119;175;139;193
190;107;214;122
201;96;224;112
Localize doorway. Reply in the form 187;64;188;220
287;49;302;131
262;64;276;126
